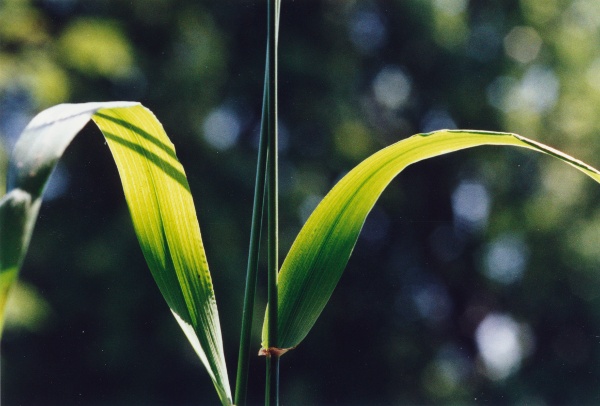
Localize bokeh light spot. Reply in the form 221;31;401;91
494;66;559;113
334;120;373;160
483;233;529;284
451;181;490;230
421;109;457;132
58;19;134;78
475;313;534;380
372;65;411;110
411;282;452;324
433;0;468;16
348;8;387;54
503;26;542;64
202;107;241;151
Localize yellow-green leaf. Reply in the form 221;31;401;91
266;130;600;351
0;102;231;405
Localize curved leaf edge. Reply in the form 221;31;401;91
265;129;600;351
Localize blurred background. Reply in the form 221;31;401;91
2;0;600;404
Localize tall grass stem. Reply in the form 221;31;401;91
265;355;279;406
234;51;269;406
266;0;280;404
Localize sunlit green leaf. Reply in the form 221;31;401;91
0;102;231;405
266;129;600;351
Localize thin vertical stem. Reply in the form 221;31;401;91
266;0;279;404
265;354;279;406
235;2;281;405
234;53;269;406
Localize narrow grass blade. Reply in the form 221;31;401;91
265;129;600;351
0;102;232;405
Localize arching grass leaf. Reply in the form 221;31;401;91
266;129;600;351
0;102;231;405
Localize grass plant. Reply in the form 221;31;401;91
2;2;600;405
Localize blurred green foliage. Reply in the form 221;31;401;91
2;0;600;404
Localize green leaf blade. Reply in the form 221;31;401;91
270;130;600;350
0;102;231;405
92;106;231;404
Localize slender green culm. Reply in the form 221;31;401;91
236;2;281;405
234;45;270;406
266;0;280;404
265;355;279;406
